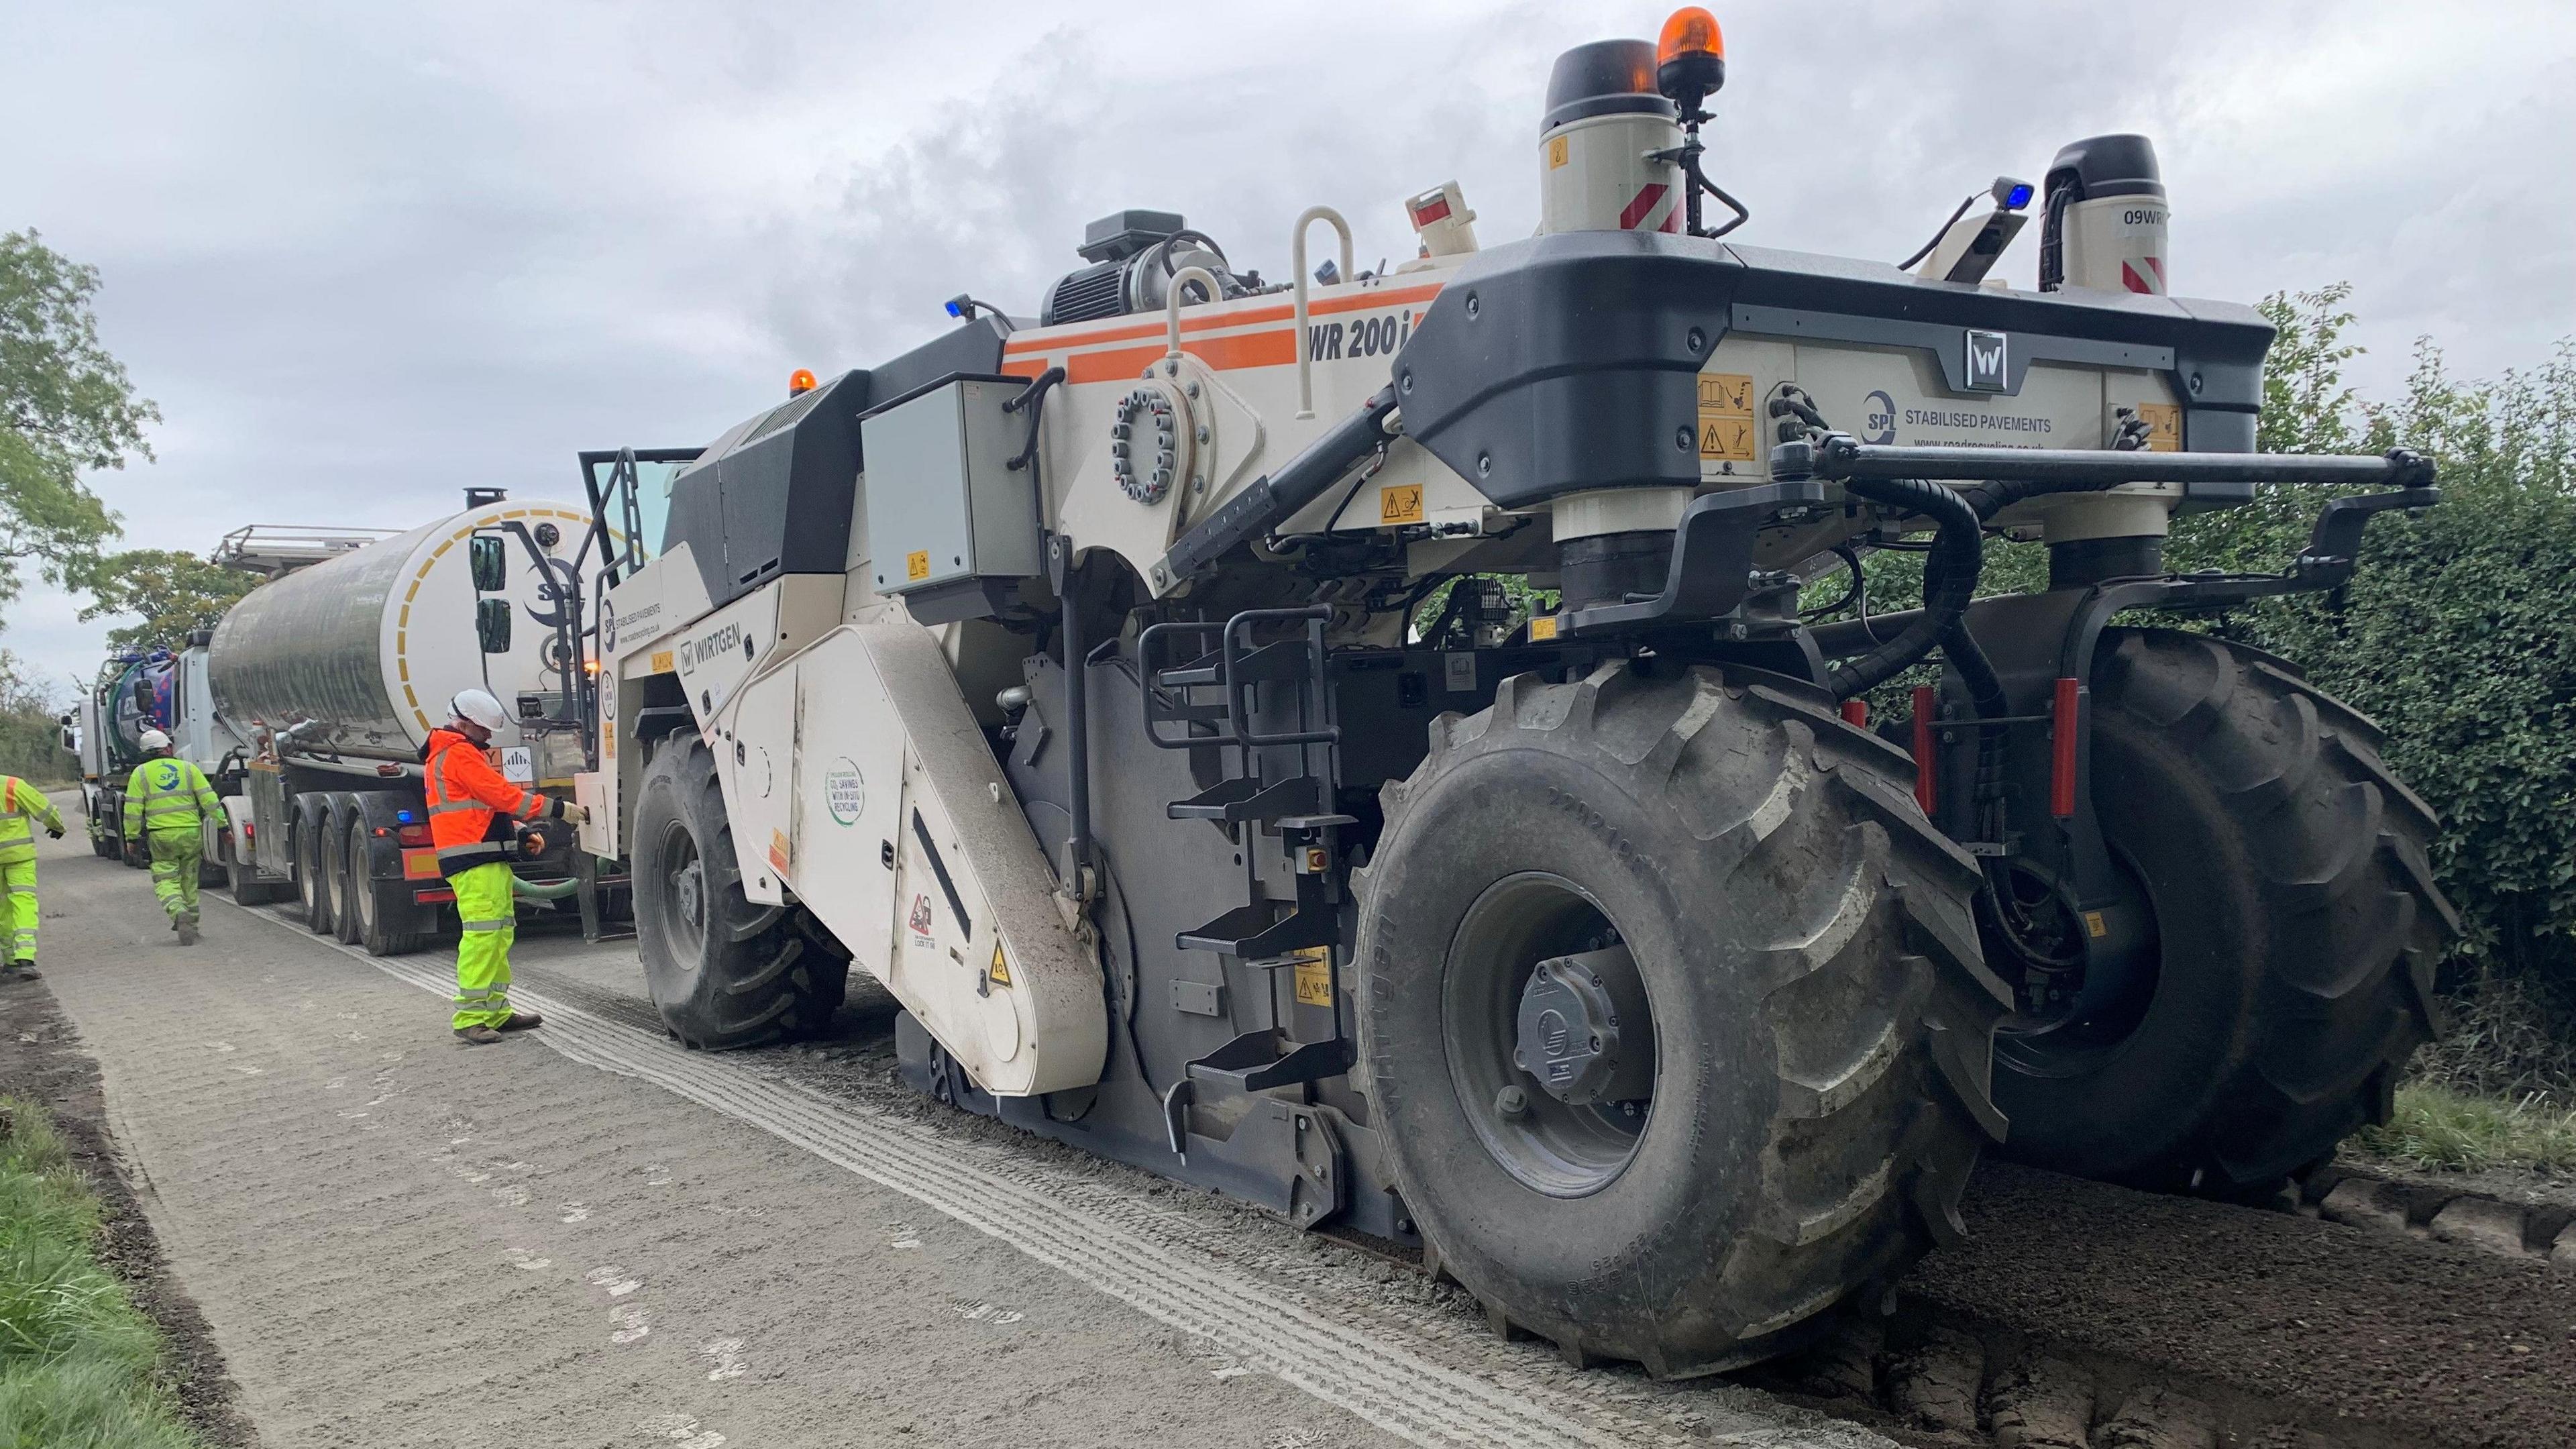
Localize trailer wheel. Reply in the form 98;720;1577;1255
1988;629;2455;1194
328;802;366;947
294;797;335;935
342;817;427;957
634;734;848;1049
1355;662;2007;1377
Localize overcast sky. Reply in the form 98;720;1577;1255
6;1;2573;696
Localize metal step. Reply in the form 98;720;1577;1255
1183;1030;1356;1093
1168;774;1321;822
1176;900;1337;957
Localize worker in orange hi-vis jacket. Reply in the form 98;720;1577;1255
423;689;586;1044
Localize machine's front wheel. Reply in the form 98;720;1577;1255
1356;661;2007;1377
633;735;848;1049
1988;629;2457;1193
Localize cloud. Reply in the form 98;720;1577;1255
4;0;2571;692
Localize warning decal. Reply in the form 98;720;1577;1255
1698;374;1757;463
987;941;1013;988
1378;483;1426;527
768;828;792;874
1291;947;1332;1008
904;549;931;582
2135;403;2182;452
1528;615;1560;642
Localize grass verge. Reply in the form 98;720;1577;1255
0;1096;201;1448
2352;1083;2576;1176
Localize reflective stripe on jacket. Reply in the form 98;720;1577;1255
422;729;555;878
123;756;219;838
0;776;65;862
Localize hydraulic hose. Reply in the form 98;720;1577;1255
1824;476;1984;701
511;874;581;902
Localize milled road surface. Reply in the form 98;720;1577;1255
23;822;1886;1449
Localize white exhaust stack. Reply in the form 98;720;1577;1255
2039;133;2170;295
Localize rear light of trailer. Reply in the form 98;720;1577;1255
398;824;431;847
415;888;455;904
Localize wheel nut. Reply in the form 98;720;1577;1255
1495;1085;1531;1120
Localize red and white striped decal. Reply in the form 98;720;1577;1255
1618;182;1671;231
2121;256;2167;294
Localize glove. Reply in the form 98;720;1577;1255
556;801;590;827
46;825;62;839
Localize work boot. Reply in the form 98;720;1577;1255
498;1010;543;1032
1;959;38;982
453;1024;508;1046
176;918;199;947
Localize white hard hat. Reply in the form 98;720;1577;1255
138;728;172;751
450;688;511;733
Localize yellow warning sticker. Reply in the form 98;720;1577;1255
2083;910;2108;940
1528;615;1560;642
767;828;792;874
2135;403;2182;452
1378;483;1426;526
649;649;674;675
1291;947;1332;1007
1697;373;1758;462
1548;135;1570;169
987;941;1013;988
905;549;931;582
603;720;617;759
1699;373;1755;414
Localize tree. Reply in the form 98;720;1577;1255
0;230;146;612
74;548;258;653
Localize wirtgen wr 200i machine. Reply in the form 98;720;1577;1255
575;12;2456;1375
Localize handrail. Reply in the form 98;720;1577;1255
1290;207;1354;419
1163;266;1227;367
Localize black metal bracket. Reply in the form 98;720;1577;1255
1561;480;1825;635
1778;434;2437;492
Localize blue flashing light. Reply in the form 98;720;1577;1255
944;299;965;318
2004;183;2034;211
396;810;415;824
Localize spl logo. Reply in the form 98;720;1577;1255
1862;390;1898;445
1964;329;2009;392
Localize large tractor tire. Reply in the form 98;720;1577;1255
1356;661;2009;1377
1988;629;2457;1194
634;734;849;1049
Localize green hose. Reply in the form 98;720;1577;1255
510;873;582;902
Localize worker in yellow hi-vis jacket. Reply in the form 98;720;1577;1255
123;729;221;946
0;773;66;982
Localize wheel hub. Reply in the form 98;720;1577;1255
1514;947;1652;1106
674;859;706;933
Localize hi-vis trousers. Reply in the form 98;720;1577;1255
0;857;36;962
450;862;518;1031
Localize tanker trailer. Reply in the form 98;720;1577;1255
211;491;600;955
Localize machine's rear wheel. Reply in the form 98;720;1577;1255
634;734;849;1049
1356;661;2008;1377
1988;629;2456;1193
294;798;335;935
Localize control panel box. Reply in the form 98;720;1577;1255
862;374;1041;621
